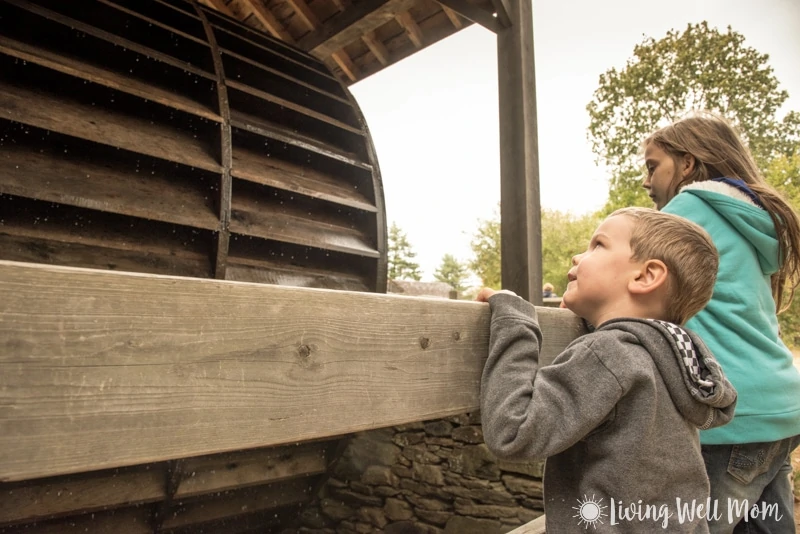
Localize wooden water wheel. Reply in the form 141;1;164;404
0;0;386;531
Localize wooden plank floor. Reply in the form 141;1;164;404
0;260;586;482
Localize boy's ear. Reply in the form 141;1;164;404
628;259;668;295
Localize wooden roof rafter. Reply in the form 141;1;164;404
201;0;499;84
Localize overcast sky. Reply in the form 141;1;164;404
350;0;800;281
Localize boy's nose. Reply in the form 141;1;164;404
572;253;582;265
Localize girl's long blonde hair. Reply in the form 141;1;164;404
645;111;800;313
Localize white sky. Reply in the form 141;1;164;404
350;0;800;281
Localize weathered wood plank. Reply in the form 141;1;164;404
227;79;363;135
0;260;586;482
230;110;371;170
176;441;329;498
232;146;377;212
0;80;222;174
0;143;220;231
0;468;164;526
0;442;327;526
229;193;380;257
220;46;351;105
298;0;419;57
504;514;546;534
161;478;314;529
0;35;221;123
0;507;154;534
7;0;216;81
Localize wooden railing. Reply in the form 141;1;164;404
0;260;584;530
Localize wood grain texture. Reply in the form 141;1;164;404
0;80;222;174
497;0;541;301
0;35;221;123
0;441;327;525
231;146;377;212
0;261;586;482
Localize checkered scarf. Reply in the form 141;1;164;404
649;319;716;396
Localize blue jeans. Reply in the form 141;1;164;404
702;435;800;534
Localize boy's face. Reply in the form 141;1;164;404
562;215;641;326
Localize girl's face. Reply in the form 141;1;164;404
642;143;681;210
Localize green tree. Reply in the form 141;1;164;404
587;21;800;212
434;254;470;294
764;152;800;344
541;209;603;295
467;207;600;294
387;222;421;281
469;213;501;289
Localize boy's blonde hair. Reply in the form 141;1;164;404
611;207;719;325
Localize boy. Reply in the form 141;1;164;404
478;207;737;533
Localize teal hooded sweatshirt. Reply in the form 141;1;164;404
663;181;800;444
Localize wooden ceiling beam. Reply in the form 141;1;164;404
298;0;419;57
440;5;464;29
285;0;322;30
433;0;500;33
201;0;237;18
490;0;511;27
361;30;389;65
240;0;295;43
286;0;361;84
395;11;424;49
331;50;359;82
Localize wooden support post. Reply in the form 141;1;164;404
0;260;584;482
497;0;541;303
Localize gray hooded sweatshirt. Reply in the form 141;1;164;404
480;293;737;533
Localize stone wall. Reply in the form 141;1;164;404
295;413;544;533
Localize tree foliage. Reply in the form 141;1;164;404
434;254;470;294
587;21;800;211
468;208;599;294
764;152;800;343
541;209;603;295
387;222;421;281
469;212;501;289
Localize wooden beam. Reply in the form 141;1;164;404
286;0;361;84
201;0;237;18
490;0;511;28
331;50;359;82
285;0;321;30
506;514;547;534
361;30;389;65
0;442;327;525
433;0;500;33
240;0;295;43
440;5;463;29
497;0;541;301
298;0;418;57
0;261;584;482
395;11;424;49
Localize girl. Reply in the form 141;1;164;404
642;112;800;534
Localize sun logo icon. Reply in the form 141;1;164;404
572;494;608;529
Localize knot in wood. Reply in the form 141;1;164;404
297;344;311;358
452;331;461;341
419;337;430;350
